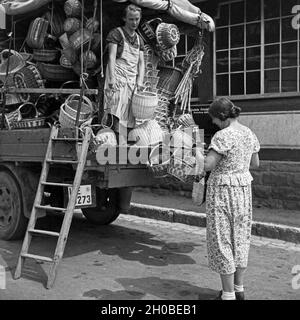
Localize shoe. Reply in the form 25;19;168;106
235;291;245;300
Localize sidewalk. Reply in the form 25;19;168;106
129;189;300;244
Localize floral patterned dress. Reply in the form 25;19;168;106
206;125;260;275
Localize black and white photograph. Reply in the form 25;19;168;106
0;0;299;307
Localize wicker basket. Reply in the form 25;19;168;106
37;62;77;82
138;18;162;44
11;117;46;129
156;23;180;50
167;155;196;184
131;91;158;120
63;94;93;121
157;66;183;95
64;0;82;17
63;17;81;35
69;29;92;51
59;104;86;128
33;49;59;62
5;102;38;129
148;144;171;178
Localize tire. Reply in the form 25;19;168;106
82;188;120;225
0;170;28;240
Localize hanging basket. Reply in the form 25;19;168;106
63;17;81;35
69;29;92;51
64;0;82;18
26;17;49;49
131;91;158;120
157;66;183;96
156;23;180;50
167;155;197;184
148;144;171;178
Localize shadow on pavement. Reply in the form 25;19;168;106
0;214;199;288
82;276;217;300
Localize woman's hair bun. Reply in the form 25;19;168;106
209;97;242;120
230;105;241;118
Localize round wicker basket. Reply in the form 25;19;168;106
131;91;158;120
63;17;81;35
64;0;82;18
63;94;93;121
156;23;180;50
59;104;86;128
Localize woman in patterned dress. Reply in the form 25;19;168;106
197;97;260;300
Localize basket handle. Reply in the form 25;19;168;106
64;93;93;111
18;102;38;120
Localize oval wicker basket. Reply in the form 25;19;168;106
33;49;59;62
12;117;46;130
131;91;158;120
37;62;77;82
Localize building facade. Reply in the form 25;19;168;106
190;0;300;209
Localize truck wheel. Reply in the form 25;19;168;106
0;170;27;240
82;188;120;225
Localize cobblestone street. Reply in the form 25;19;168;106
0;214;299;300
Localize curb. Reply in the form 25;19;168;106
129;203;300;244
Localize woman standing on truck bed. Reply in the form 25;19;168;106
103;3;145;145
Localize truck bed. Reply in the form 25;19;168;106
0;128;156;187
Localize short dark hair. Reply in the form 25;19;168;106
122;4;142;19
208;97;241;121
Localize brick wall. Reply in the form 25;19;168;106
146;161;300;210
251;161;300;210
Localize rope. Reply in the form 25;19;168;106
100;0;104;78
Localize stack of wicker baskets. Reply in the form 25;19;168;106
143;44;160;93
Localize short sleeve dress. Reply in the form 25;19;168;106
206;125;260;275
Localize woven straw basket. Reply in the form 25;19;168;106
131;91;158;120
156;23;180;50
63;94;93;121
148;144;171;178
59;104;87;128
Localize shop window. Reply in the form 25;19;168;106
215;0;300;97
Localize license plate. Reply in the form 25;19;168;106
67;185;94;208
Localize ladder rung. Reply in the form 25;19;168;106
52;138;83;142
21;253;53;263
41;182;73;188
28;229;60;237
46;159;78;164
35;205;66;212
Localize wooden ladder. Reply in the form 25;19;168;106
14;125;92;289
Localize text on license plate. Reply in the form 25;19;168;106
68;185;92;207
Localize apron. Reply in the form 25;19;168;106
104;27;140;129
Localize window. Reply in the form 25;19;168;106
214;0;300;97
